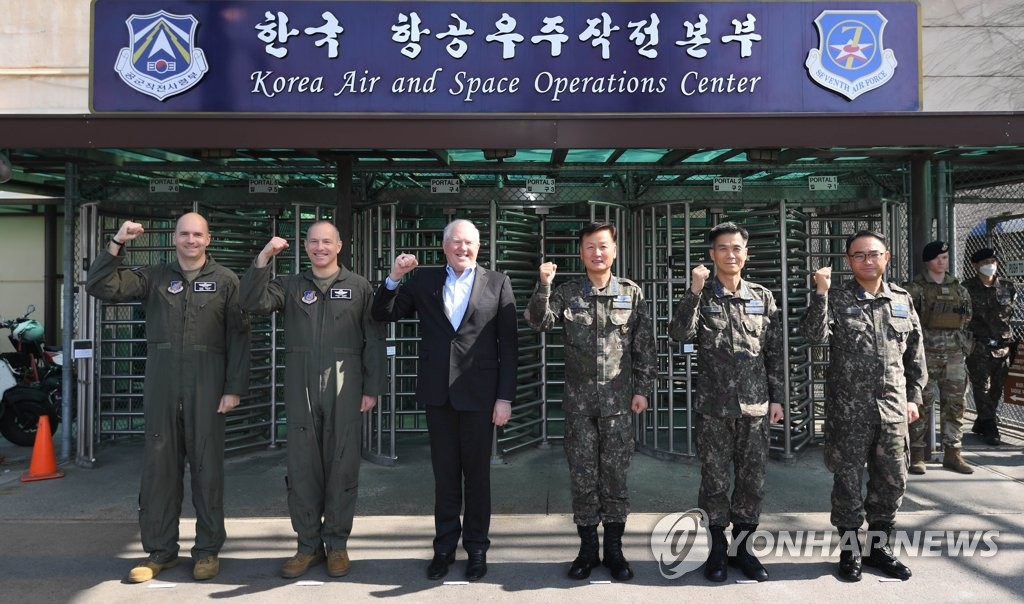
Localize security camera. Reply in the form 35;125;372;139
0;153;12;184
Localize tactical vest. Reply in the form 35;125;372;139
920;280;965;330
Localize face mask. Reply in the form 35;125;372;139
978;263;997;277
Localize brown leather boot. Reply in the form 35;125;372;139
908;448;927;475
942;447;974;474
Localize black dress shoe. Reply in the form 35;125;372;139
837;549;862;582
465;551;487;581
983;431;1002;446
426;552;455;580
730;553;769;582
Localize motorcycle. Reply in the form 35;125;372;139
0;305;62;446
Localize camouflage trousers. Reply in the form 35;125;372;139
910;350;967;449
825;419;908;528
564;412;633;526
695;413;769;527
966;349;1010;423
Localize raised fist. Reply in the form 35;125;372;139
390;253;419;281
813;265;832;294
539;261;558;286
255;236;290;267
263;237;289;257
691;263;711;294
116;220;145;242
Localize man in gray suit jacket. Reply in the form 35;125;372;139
372;219;518;582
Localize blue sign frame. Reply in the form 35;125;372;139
90;1;920;113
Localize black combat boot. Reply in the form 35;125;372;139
567;524;601;580
836;527;862;582
729;523;769;581
601;521;634;581
863;522;912;580
703;525;729;582
984;421;1002;446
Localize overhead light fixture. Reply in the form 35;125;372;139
200;148;235;158
747;148;779;162
0;152;12;184
483;149;516;161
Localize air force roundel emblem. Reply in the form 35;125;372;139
805;10;897;101
114;10;208;101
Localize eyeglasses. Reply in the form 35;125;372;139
848;251;886;263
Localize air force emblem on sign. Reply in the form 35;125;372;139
805;10;897;100
114;10;208;101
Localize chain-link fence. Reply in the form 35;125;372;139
952;168;1024;432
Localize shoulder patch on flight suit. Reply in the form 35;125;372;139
194;281;217;292
301;290;318;304
167;280;184;294
330;288;352;300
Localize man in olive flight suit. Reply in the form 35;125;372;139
240;220;386;579
87;213;250;584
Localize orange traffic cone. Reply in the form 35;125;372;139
21;415;64;482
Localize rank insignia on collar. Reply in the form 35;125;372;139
330;288;352;300
194;281;216;292
167;281;184;294
301;290;318;304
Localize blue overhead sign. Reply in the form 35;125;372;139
90;1;920;113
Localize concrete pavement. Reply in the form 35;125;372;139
0;431;1021;603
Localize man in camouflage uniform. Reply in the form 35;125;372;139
904;241;973;474
802;230;926;583
526;222;657;582
964;247;1019;446
667;222;785;583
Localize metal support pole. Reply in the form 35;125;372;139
60;163;77;462
684;202;694;456
269;215;280;448
490;200;504;465
779;200;794;461
77;202;98;467
336;156;354;268
537;211;550;449
387;204;397;461
910;159;933;277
